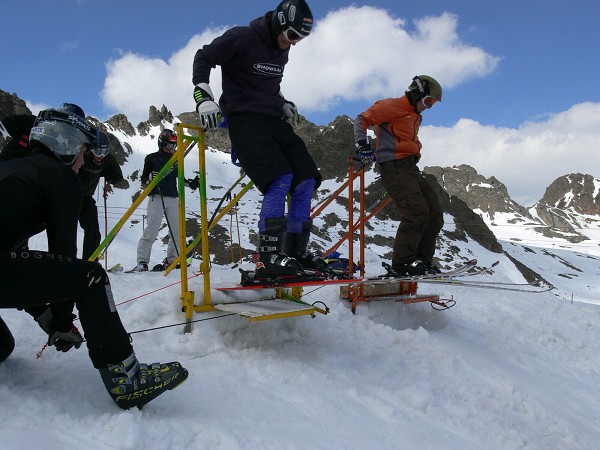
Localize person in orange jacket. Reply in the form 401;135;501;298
354;75;444;276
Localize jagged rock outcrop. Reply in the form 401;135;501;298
137;105;174;135
106;113;136;137
0;90;33;149
0;89;31;120
299;115;355;181
535;173;600;215
531;173;600;232
425;164;533;221
426;164;590;243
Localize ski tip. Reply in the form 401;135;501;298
491;260;500;267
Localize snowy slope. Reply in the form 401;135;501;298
1;259;599;449
1;121;599;449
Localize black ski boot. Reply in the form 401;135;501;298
391;259;428;276
283;221;329;274
255;217;303;278
99;352;188;410
423;261;441;274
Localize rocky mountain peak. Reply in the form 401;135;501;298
136;105;174;136
0;89;33;149
106;113;136;137
0;89;31;120
424;164;533;221
531;173;600;231
298;114;355;181
537;173;600;215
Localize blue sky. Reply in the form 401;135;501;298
2;0;599;204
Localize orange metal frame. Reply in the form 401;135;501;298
315;157;439;313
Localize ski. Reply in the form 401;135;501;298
107;263;124;273
125;266;148;274
370;258;482;284
415;278;554;293
216;259;493;291
123;257;193;273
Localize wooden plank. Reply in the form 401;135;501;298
214;299;316;322
340;281;417;298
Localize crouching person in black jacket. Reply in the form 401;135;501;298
0;106;188;409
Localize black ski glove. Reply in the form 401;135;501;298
186;175;200;191
355;140;375;165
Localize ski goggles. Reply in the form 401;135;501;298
90;130;109;159
283;26;308;43
164;140;177;151
421;96;438;109
91;145;109;159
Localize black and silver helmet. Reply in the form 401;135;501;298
271;0;313;41
30;106;97;165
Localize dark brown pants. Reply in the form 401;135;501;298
379;157;443;264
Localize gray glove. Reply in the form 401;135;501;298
282;101;299;127
48;327;84;352
35;308;83;352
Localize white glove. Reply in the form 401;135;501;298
282;100;299;127
194;83;221;130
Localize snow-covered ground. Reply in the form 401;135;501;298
1;124;599;449
2;254;599;449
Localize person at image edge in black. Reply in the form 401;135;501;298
0;106;188;409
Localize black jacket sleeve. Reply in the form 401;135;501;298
101;154;125;185
140;154;153;186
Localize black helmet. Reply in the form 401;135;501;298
158;129;177;152
91;131;110;159
30;108;97;165
406;75;443;106
62;103;86;119
271;0;313;41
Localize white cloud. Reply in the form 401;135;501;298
100;8;498;123
59;40;80;52
25;100;51;116
421;102;600;206
101;27;227;125
283;8;500;110
99;7;600;206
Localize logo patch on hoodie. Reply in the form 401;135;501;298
253;63;283;77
